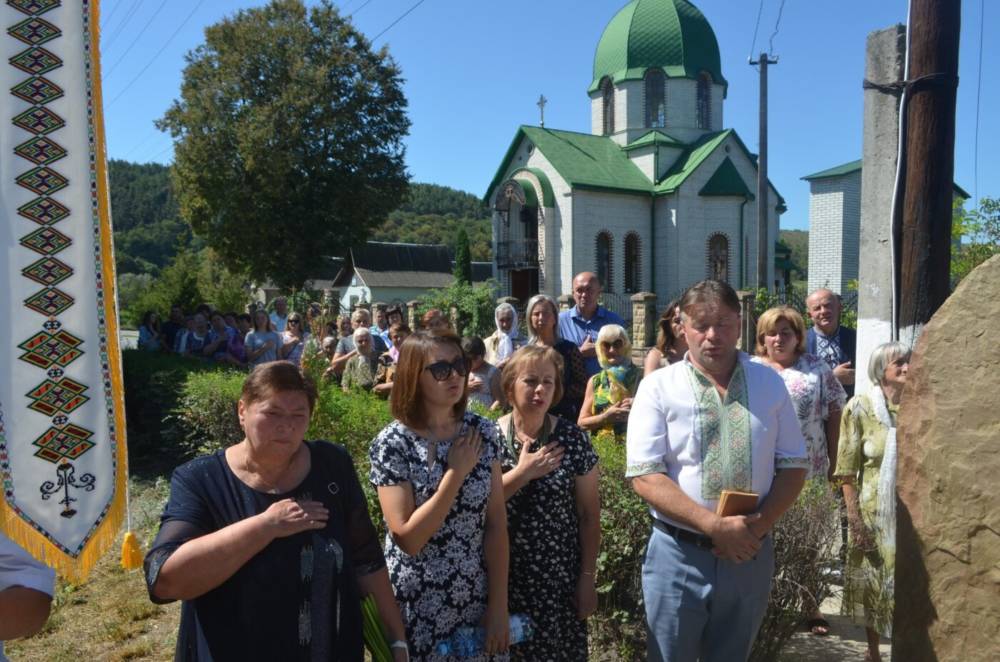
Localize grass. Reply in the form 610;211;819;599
5;477;179;661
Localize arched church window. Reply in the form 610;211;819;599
520;206;538;240
697;72;712;130
600;77;615;136
596;231;613;291
707;234;729;282
624;233;641;292
644;69;666;128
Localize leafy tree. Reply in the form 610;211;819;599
418;281;499;337
158;0;410;288
453;227;472;284
951;196;1000;286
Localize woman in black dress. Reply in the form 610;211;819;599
524;294;587;422
496;345;601;661
145;362;408;661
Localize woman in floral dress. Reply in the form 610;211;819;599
370;332;510;660
578;325;641;444
495;346;600;660
835;342;910;662
752;306;847;636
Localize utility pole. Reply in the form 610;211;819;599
750;53;778;291
897;0;961;347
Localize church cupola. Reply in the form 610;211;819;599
589;0;727;145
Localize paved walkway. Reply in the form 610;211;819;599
779;594;891;661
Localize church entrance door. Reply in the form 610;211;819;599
510;269;539;305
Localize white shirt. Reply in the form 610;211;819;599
1;532;55;661
625;353;808;532
269;311;288;334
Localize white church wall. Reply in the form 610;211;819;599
571;189;650;295
666;78;698;141
653;196;682;296
590;92;603;136
628;148;656;182
524;149;574;296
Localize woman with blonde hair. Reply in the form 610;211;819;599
525;294;587;421
752;305;846;636
496;346;600;660
834;342;910;661
578;324;641;443
369;332;510;659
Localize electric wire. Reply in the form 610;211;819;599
973;0;985;210
103;0;146;52
106;0;208;108
119;129;161;161
147;141;174;163
104;0;171;79
371;0;427;42
351;0;374;18
890;0;914;344
748;0;765;61
768;0;787;56
100;0;125;33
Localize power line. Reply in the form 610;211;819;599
147;142;174;163
372;0;427;42
351;0;374;18
106;0;207;108
768;0;787;56
103;0;146;52
105;0;171;79
101;0;125;33
973;0;985;210
748;0;765;61
119;129;161;161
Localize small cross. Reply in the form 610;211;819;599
537;94;548;127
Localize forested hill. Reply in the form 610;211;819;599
108;160;493;274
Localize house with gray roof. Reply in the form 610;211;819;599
485;0;786;304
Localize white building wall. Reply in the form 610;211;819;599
590;93;603;135
524;150;573;296
571;190;651;295
807;178;847;293
628;148;656;182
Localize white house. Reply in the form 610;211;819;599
804;159;968;294
485;0;785;307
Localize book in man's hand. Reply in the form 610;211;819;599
715;490;759;517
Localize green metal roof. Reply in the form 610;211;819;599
801;159;863;181
623;130;685;151
802;158;970;198
590;0;727;94
510;167;556;207
698;156;754;199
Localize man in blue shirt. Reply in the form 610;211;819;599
558;271;625;376
805;288;857;398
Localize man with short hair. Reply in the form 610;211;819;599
627;279;808;662
805;288;857;398
1;532;54;660
161;305;186;353
370;305;392;348
557;271;625;376
269;296;289;333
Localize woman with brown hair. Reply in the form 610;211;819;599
144;362;407;660
496;346;600;660
369;332;510;660
643;299;687;376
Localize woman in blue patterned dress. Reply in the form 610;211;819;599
370;332;510;660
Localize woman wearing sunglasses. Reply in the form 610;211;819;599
279;314;309;366
578;324;641;444
369;332;510;660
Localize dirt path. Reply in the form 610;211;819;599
779;594;891;662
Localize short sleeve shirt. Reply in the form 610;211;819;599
625;353;809;532
245;330;281;366
557;306;625;376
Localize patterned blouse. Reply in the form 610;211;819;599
751;353;846;479
589;363;641;440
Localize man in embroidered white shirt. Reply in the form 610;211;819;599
626;280;808;662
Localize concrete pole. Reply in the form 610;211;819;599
856;25;906;394
750;53;778;290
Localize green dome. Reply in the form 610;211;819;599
589;0;727;94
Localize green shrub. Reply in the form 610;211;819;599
418;280;499;337
173;369;246;456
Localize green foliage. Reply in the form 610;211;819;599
174;370;247;456
158;0;410;288
778;229;809;281
951;196;1000;286
396;182;489;219
122;248;250;325
453;227;472;285
373;213;492;261
418;280;498;337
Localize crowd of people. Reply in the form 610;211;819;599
1;273;905;662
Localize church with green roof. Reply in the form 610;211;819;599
486;0;785;304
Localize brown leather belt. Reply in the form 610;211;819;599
651;517;715;549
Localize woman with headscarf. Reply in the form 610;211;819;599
484;302;523;370
834;342;910;662
577;324;641;444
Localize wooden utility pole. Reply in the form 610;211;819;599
897;0;961;346
750;53;778;290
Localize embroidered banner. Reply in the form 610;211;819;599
1;0;127;581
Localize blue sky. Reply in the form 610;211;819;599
101;0;997;231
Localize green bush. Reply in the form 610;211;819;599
173;369;246;456
418;280;499;337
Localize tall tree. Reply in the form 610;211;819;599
453;227;472;285
158;0;410;288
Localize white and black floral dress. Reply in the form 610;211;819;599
497;415;599;661
369;412;506;661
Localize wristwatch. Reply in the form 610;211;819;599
389;640;409;660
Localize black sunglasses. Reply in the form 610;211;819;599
288;319;301;325
424;358;470;381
